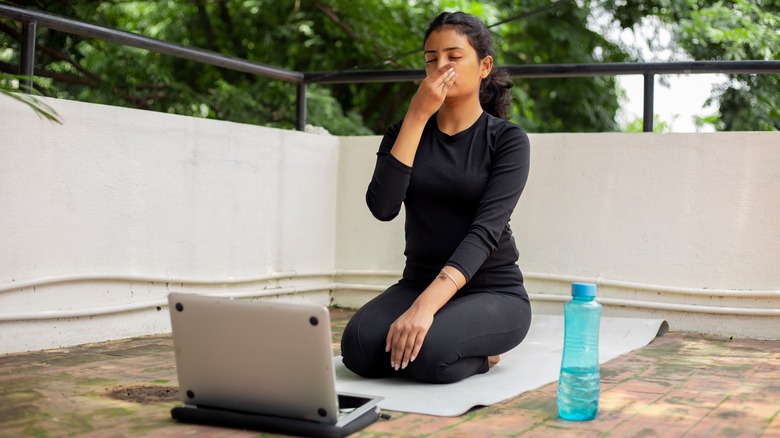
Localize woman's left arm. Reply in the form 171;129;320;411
446;124;530;282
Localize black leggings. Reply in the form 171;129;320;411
340;281;532;384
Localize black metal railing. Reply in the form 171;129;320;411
3;3;779;132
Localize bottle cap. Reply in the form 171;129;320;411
572;282;597;298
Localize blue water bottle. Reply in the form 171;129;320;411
557;282;602;421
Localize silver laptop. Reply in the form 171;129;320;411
168;292;382;427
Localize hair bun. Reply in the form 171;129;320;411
480;68;513;119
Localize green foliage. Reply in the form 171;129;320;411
623;115;672;132
1;0;776;133
604;0;780;131
307;85;374;135
694;113;723;131
0;72;62;123
489;0;627;132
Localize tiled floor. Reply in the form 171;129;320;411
1;309;778;437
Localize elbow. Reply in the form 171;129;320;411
366;194;400;222
369;205;400;222
373;210;399;222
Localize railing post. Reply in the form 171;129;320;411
20;20;37;94
296;82;306;131
643;72;654;133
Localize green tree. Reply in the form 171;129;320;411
0;1;626;133
4;1;772;133
486;0;628;132
604;0;780;131
1;0;442;134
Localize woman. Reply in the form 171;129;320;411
340;11;532;384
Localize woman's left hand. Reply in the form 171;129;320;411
386;304;434;370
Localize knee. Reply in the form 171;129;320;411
340;318;363;370
340;315;388;378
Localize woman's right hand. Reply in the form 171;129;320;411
387;62;458;167
407;61;458;120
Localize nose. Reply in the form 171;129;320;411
435;60;456;74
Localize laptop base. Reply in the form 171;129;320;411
171;404;381;438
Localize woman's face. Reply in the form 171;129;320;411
423;27;492;101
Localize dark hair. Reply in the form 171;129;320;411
424;12;513;119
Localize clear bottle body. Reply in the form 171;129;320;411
557;294;602;421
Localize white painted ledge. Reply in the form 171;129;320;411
1;270;777;353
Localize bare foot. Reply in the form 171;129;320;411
488;354;502;368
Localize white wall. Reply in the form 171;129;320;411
335;136;406;271
517;132;780;338
1;96;778;353
0;96;339;353
334;133;780;339
517;132;779;290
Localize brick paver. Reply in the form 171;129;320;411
0;309;778;437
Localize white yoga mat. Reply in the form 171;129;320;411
334;314;668;417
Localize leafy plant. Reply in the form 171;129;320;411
0;73;62;123
623;115;672;133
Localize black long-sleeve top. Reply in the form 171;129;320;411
366;111;530;298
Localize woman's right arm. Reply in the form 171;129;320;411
366;62;458;221
365;125;410;221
